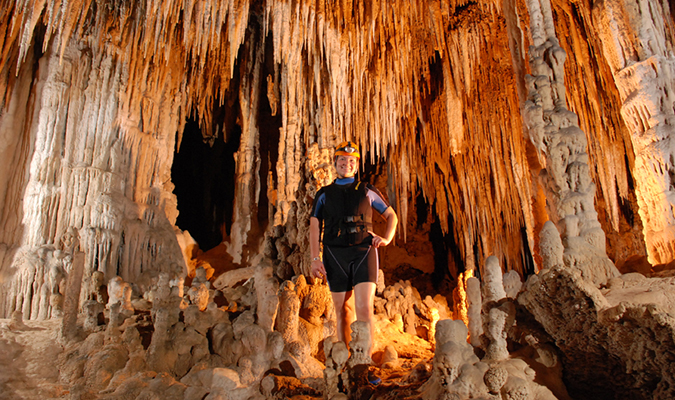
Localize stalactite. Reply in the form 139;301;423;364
0;0;673;319
263;0;538;275
229;24;263;264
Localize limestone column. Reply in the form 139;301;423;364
61;249;85;342
593;0;675;265
228;28;263;264
522;0;619;283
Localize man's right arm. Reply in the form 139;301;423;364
309;217;326;279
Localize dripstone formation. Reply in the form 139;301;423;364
2;0;675;398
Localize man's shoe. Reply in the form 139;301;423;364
367;369;381;385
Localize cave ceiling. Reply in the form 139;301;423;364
0;0;674;303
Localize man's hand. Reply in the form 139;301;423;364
310;260;327;280
370;207;398;248
370;233;391;248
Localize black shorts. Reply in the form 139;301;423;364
323;243;379;292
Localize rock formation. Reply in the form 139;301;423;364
1;0;675;398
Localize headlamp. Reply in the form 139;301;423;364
335;141;361;159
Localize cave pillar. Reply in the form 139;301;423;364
267;12;316;275
0;44;93;318
593;0;675;266
0;30;39;316
522;0;619;283
228;30;263;264
0;35;187;318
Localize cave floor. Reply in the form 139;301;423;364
0;317;435;400
0;318;68;400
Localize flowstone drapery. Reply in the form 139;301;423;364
0;38;187;318
592;0;675;266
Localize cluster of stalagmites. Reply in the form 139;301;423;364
416;257;557;400
15;253;572;400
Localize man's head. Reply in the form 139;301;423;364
335;141;360;179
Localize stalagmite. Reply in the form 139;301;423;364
276;280;300;344
466;276;483;347
8;310;28;331
482;256;507;304
323;337;349;400
484;303;516;362
347;320;373;368
539;220;565;268
420;319;486;399
503;270;523;299
82;299;104;332
61;248;85;342
253;261;280;332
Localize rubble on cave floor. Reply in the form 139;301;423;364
20;218;675;399
0;254;575;400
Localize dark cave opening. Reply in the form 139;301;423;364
429;204;466;294
171;16;284;254
171;117;241;252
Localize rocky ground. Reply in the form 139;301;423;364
0;318;68;399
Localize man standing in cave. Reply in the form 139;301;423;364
309;141;398;372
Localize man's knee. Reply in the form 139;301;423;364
354;300;372;319
335;301;354;318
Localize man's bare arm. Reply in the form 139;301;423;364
371;207;398;248
309;217;326;278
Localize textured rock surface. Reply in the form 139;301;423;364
0;0;675;398
519;266;675;399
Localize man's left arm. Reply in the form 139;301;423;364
371;207;398;248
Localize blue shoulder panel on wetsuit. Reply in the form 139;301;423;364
366;188;389;214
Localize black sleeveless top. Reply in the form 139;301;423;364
317;181;374;246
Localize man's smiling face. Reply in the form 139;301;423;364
335;155;358;179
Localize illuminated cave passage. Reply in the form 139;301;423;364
3;0;675;398
171;117;240;251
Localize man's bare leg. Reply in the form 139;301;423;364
331;290;355;345
353;282;376;355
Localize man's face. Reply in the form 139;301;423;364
336;155;358;178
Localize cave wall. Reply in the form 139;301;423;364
0;0;674;318
0;22;188;316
